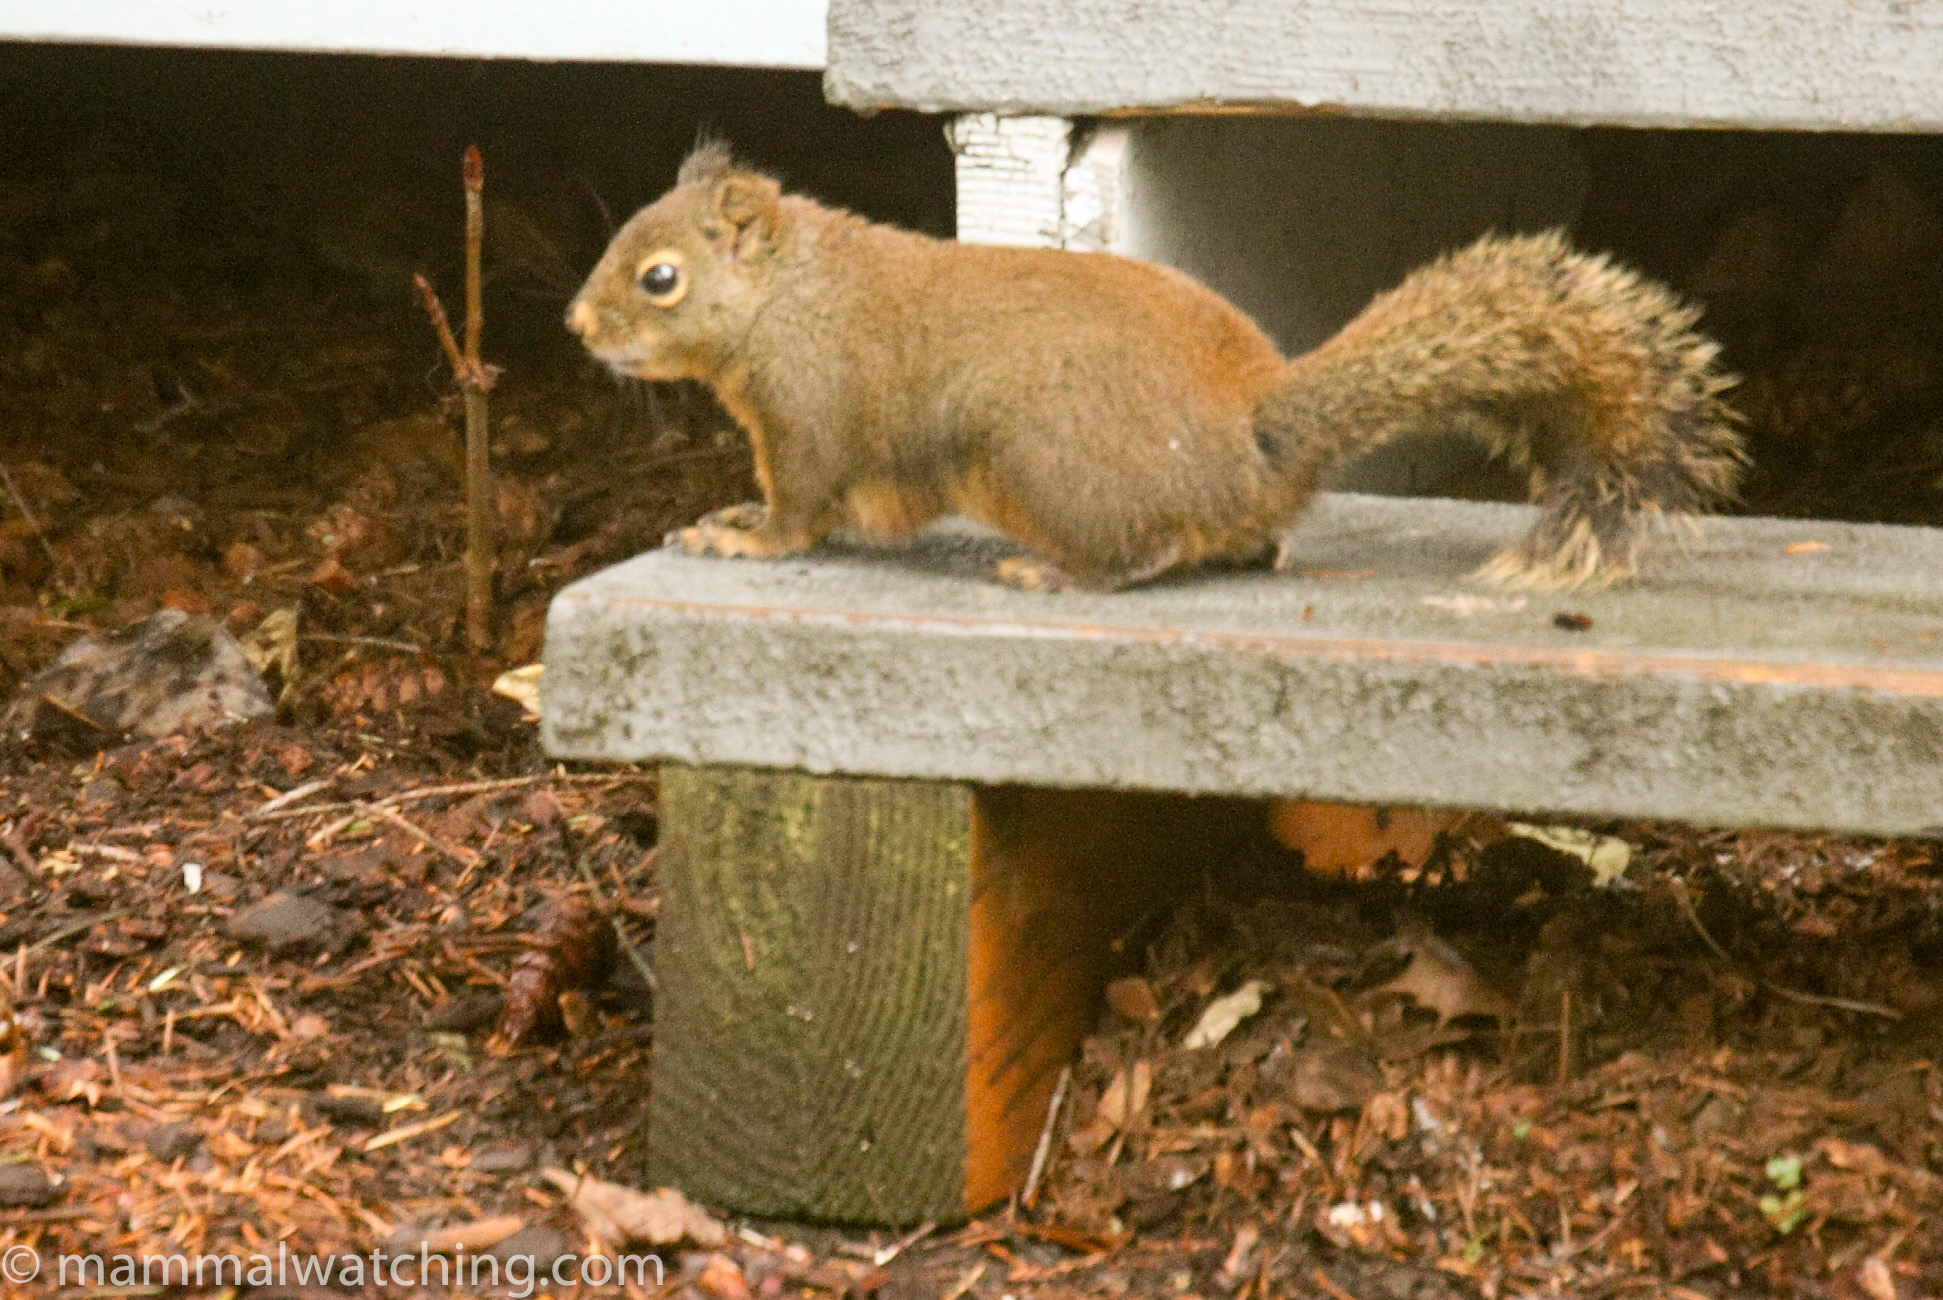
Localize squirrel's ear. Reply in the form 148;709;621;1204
707;173;781;256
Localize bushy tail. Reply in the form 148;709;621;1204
1254;231;1745;588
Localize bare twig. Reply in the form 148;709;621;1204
30;910;128;952
1022;1064;1072;1209
38;691;104;731
0;824;40;882
465;146;485;364
411;275;467;378
411;149;500;654
371;805;480;869
563;828;657;993
303;632;428;655
0;465;58;569
462;144;493;652
941;1262;986;1300
1764;983;1901;1020
254;779;334;817
1675;877;1900;1019
873;1220;936;1267
1671;878;1732;962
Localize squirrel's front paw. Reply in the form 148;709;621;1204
665;503;805;559
696;502;769;530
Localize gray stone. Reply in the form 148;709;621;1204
141;1122;201;1163
471;1144;535;1175
543;494;1943;836
227;890;343;954
0;1164;55;1207
489;1226;572;1270
3;610;272;743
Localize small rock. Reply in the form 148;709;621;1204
424;991;501;1033
290;1013;331;1040
79;777;123;805
197;869;241;899
2;610;273;745
309;555;355;594
142;1122;201;1163
471;1144;534;1175
489;1226;572;1270
1105;975;1162;1024
1279;1041;1384;1113
307;1093;384;1128
227;890;343;954
221;541;267;583
0;1164;55;1207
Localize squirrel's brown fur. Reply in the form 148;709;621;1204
568;143;1743;590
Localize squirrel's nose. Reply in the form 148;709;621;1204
566;299;597;336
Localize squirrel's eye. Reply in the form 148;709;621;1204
637;255;687;308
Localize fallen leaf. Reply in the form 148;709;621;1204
309;555;355;593
1184;979;1270;1050
241;607;300;693
1369;926;1510;1026
541;1167;727;1247
1096;1059;1153;1130
1506;822;1632;886
492;663;544;721
1267;801;1460;876
697;1253;753;1300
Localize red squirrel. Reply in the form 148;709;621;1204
569;143;1743;590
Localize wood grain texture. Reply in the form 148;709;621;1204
651;768;1242;1222
651;764;974;1223
827;0;1943;131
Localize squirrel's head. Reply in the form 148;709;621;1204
566;142;784;383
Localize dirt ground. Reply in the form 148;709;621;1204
1;51;1942;1300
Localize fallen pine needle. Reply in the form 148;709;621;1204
372;804;479;867
365;1108;463;1151
941;1261;986;1300
1313;1266;1363;1300
255;771;651;822
255;778;334;816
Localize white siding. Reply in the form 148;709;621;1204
0;0;828;69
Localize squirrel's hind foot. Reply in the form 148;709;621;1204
995;539;1187;593
994;555;1080;591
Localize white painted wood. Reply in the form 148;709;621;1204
1059;126;1134;253
1110;116;1585;356
829;0;1943;132
946;114;1070;248
0;0;828;69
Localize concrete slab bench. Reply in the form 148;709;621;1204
542;493;1943;1223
